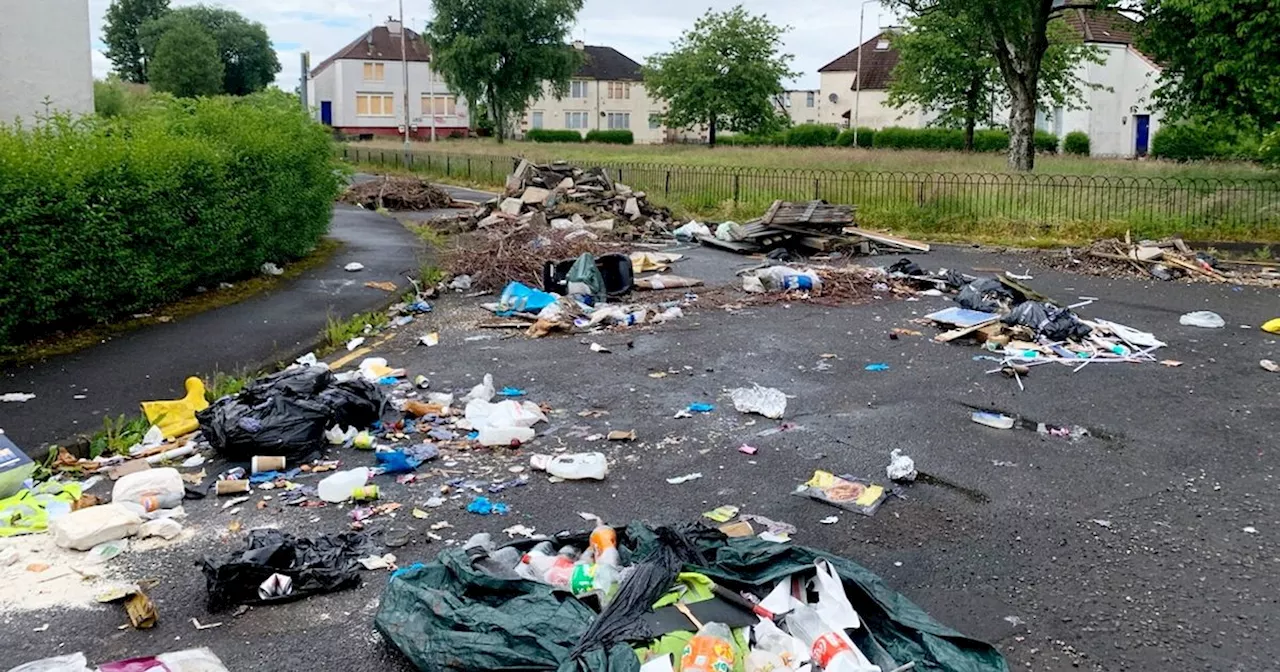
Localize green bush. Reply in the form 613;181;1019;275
526;129;582;143
716;133;784;146
784;123;839;147
1151;123;1258;162
1063;131;1090;156
1261;128;1280;168
1034;131;1059;154
584;129;633;145
972;129;1011;153
835;127;876;148
0;91;342;346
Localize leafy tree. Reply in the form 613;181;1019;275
103;0;170;83
887;13;1103;151
425;0;584;143
142;6;280;96
148;20;224;98
1138;0;1280;130
644;6;797;147
891;0;1114;171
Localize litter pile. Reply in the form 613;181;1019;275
686;199;929;257
376;520;1007;672
341;175;458;211
1044;236;1280;286
890;259;1168;387
443;223;609;291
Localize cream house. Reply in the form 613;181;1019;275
817;32;927;131
520;42;667;143
774;90;821;125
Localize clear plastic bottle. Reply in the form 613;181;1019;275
785;603;880;672
517;541;557;581
317;467;370;503
543;545;580;589
680;622;736;672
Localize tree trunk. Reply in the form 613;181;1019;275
1007;80;1036;171
491;91;505;144
982;1;1052;172
708;114;717;147
963;74;981;152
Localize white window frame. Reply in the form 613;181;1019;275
606;112;630;130
363;62;385;81
531;111;544;129
565;111;589;129
420;94;457;117
356;93;395;117
806;91;815;108
570;80;588;99
648;114;662;130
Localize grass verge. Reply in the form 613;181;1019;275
319;310;391;357
1;238;342;367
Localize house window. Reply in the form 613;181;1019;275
356;93;394;116
608;82;630;99
806;91;815;107
875;38;890;51
421;94;457;116
531;111;544;129
570;80;588;99
606;112;630;130
363;62;385;81
784;96;791;108
648;114;661;130
565;111;589;129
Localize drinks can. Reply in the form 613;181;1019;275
352;485;380;501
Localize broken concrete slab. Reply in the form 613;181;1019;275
520;187;551;205
498;198;523;216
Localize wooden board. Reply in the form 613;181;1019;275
696;235;761;253
934;318;1002;343
841;226;930;252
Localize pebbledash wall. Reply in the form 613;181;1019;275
0;0;93;125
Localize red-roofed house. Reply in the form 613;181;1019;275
817;31;928;131
306;19;468;139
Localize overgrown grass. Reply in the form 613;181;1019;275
89;414;153;459
204;370;255;402
321;310;390;354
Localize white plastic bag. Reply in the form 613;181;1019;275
138;518;184;540
461;373;496;404
749;617;808;671
6;652;91;672
672;221;711;240
886;449;917;482
464;399;546;430
730;385;787;419
112;467;184;510
49;504;142;551
1179;310;1224;328
812;558;862;631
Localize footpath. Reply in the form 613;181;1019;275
0;203;433;454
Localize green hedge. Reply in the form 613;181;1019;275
1151;123;1260;162
1034;131;1060;154
1063;131;1090;156
527;129;583;143
784;124;839;147
0;91;341;346
716;133;785;146
584;129;633;145
871;127;1058;153
835;127;876;148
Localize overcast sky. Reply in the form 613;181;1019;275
86;0;902;91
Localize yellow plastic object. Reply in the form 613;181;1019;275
141;377;209;438
1263;318;1280;334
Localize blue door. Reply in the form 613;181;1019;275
1135;114;1150;156
320;101;333;126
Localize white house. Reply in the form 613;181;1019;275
307;19;468;139
816;10;1164;157
519;42;668;144
0;0;93;125
775;90;821;126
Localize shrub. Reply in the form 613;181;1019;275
0;91;342;346
716;133;783;146
1034;131;1059;154
526;129;582;143
835;127;875;148
1151;123;1258;162
584;129;633;145
1063;131;1091;156
1261;128;1280;168
784;123;839;147
94;79;161;118
972;129;1011;152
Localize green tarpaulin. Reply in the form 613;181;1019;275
375;523;1008;672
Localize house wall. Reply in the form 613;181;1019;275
775;90;820;125
818;72;926;130
1057;43;1163;157
0;0;93;125
309;57;470;138
520;79;665;143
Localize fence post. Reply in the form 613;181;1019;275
446;156;451;176
408;153;414;169
380;150;386;165
467;157;472;178
343;147;349;161
665;171;671;198
427;154;431;172
395;152;401;168
617;168;624;184
733;174;740;204
813;178;819;200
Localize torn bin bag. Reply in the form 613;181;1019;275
955;279;1019;313
199;529;376;610
1002;301;1092;341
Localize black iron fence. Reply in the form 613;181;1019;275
342;145;1280;236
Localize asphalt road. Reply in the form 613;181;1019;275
2;244;1277;671
0;205;423;452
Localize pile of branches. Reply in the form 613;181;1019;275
442;220;608;291
1039;237;1280;286
341;176;454;211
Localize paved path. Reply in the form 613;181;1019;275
0;205;423;453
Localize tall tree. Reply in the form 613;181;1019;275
102;0;170;83
1138;0;1280;130
141;6;280;96
148;19;224;98
643;6;797;147
425;0;584;143
891;0;1113;171
887;13;1103;151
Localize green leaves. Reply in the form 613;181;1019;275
149;19;223;97
103;0;170;83
140;6;281;96
644;6;797;144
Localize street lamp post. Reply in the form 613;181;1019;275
400;0;410;155
853;0;878;149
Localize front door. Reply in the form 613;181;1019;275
320;101;333;126
1135;114;1150;156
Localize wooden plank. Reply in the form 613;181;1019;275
934;318;1002;343
841;226;930;252
800;200;820;223
761;200;783;225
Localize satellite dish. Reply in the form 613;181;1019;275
828;93;839;103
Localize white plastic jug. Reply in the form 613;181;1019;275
478;426;536;447
317;467;370;503
541;452;608;480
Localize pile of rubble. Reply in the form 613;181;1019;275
467;159;675;239
1044;235;1280;286
341;175;458;211
688;199;930;256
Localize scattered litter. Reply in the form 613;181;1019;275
686;403;714;414
666;472;703;485
360;554;398;570
1179;311;1225;328
344;262;365;272
864;363;890;372
530;452;608;480
1261;360;1279;373
737;444;758;455
1160;360;1184;367
589;342;610;353
606;430;636;442
971;411;1015;430
466;496;509;515
1003;615;1025;627
430;521;452;530
365;281;398;292
502;524;538;539
819;516;839;525
260;262;283;276
729;384;787;419
1090;519;1112;529
1;393;36;403
1243;526;1258;534
346;337;365;351
702;505;740;523
192;617;223;630
1263;318;1280;334
794;470;887;516
419;332;440;347
886;449;917;482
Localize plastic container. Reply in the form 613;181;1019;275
537;452;608;480
543;546;580;588
477;426;536;447
317;467;370;503
679;622;736;672
1179;310;1225;328
971;411;1015;430
786;603;880;672
112;468;184;511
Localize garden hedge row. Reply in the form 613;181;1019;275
527;129;583;143
0;91;342;346
585;129;633;145
718;125;1060;154
1151;123;1260;162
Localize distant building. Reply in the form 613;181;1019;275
817;31;927;131
519;42;669;144
0;0;93;125
307;19;468;139
774;90;821;125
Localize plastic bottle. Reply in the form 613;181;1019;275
317;467;370;503
589;523;621;603
786;603;881;672
477;426;536;447
543;545;580;589
679;622;736;672
541;452;608;480
517;541;557;581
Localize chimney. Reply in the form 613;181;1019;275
387;18;403;34
572;40;585;51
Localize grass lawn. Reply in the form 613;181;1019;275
353;137;1272;180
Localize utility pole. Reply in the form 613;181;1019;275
400;0;411;156
428;17;437;142
853;0;878;149
299;52;310;116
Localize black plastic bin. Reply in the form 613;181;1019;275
542;253;635;298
